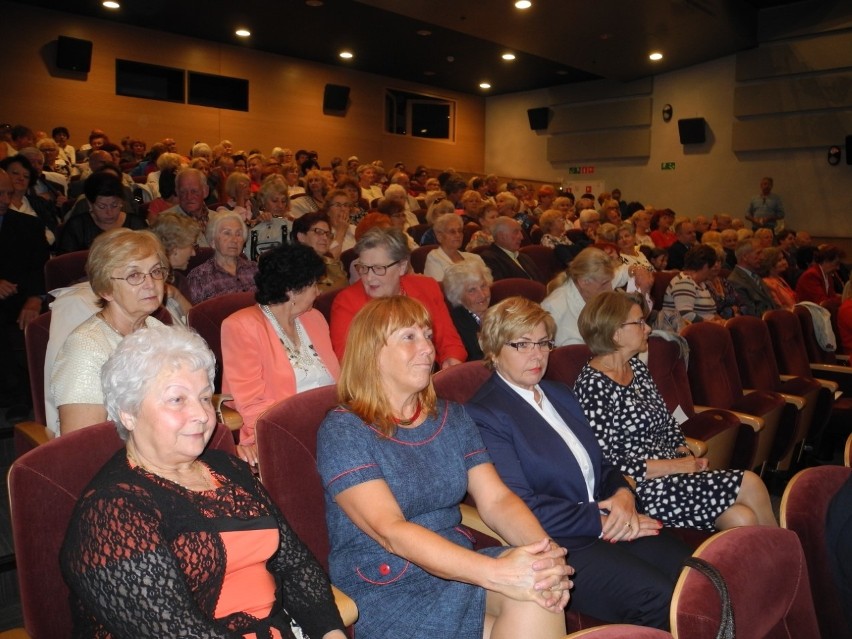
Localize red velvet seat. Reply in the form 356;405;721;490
8;421;235;638
793;305;852;392
489;277;547;305
821;297;846;357
44;250;88;292
780;465;851;639
682;322;787;472
314;288;341;325
340;247;358;274
650;270;677;311
185;246;215;273
405;222;430;245
670;527;819;639
23;311;50;428
519;244;562;283
726;315;822;470
431;360;491;404
409;243;437;274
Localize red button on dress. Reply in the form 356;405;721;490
378;563;391;576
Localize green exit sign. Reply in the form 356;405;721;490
661;162;676;170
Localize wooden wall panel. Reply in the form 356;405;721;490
549;98;652;134
736;31;852;81
732;112;852;152
734;72;852;116
547;129;650;162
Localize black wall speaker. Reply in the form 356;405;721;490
846;134;852;165
678;117;706;144
527;107;550;131
56;36;92;72
323;84;350;114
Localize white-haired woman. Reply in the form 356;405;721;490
61;324;347;638
423;213;487;282
443;260;494;360
187;209;258;304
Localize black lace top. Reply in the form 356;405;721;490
61;449;343;638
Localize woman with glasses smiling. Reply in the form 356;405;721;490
324;189;357;260
292;211;348;292
56;171;147;254
575;290;777;533
51;229;168;435
466;296;691;629
330;227;467;368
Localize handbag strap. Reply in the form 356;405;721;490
684;556;735;639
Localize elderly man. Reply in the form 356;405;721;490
162;168;213;245
577;209;601;241
0;168;50;421
478;216;544;283
727;239;778;317
666;218;697;270
746;177;785;231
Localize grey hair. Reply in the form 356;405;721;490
443;261;494;307
17;147;44;164
205;208;248;245
355;226;411;261
433;212;462;234
190;142;212;159
491;216;519;238
101;325;216;441
384;183;406;199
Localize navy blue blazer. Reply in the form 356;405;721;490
466;374;629;551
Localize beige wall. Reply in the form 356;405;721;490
485;57;852;240
0;2;484;173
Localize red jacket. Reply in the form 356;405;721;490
795;264;840;304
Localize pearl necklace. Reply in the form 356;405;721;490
260;304;323;373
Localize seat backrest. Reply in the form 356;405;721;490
409;244;437;274
432;361;492;404
645;336;696;416
651;270;677;311
255;385;340;570
44;250;88;291
543;344;592;387
763;309;813;378
519;244;562;283
489;277;547;305
405;222;430;245
794;305;835;364
671;527;819;639
340;247;358;274
780;465;851;639
185;246;215;273
9;421;235;638
681;322;744;410
314;288;341;325
726;315;781;391
187;291;256;390
24;310;51;426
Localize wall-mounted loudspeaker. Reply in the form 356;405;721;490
846;135;852;165
323;84;350;114
527;107;550;131
678;118;706;144
56;36;92;72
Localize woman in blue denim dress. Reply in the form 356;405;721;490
317;296;572;639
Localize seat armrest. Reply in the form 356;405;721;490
684;437;707;458
776;392;806;410
694;405;764;432
331;585;358;627
459;503;508;546
0;629;30;638
780;373;838;393
809;364;852;395
213;394;243;432
13;421;50;447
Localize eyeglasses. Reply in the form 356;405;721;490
93;200;122;212
310;227;331;237
621;318;648;328
329;201;352;208
110;266;169;286
354;260;401;276
506;339;555;353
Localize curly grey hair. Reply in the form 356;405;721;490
443;261;494;307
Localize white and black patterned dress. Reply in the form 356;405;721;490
574;358;743;530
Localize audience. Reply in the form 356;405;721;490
443;260;494;361
423;213;487;282
727;238;779;317
479;217;544;282
796;244;845;304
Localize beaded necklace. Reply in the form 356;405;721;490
260;304;324;373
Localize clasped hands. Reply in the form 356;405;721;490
494;538;573;612
599;488;662;543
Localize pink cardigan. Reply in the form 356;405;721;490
221;306;340;445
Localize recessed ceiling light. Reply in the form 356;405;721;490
339;51;354;59
235;28;251;37
501;53;516;61
649;51;663;61
515;1;532;9
479;82;491;89
102;1;120;8
417;29;432;36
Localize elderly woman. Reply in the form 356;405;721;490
704;243;742;319
57;171;147;254
187;209;258;304
222;243;339;466
291;169;330;218
291;212;348;292
318;296;571;639
631;209;654;248
465;297;690;628
649;209;676;249
459;189;484;224
419;195;454;246
542;247;615;346
796;244;845;304
149;211;201;324
538;209;572;249
443;261;493;360
0;154;60;245
330;227;466;367
761;246;797;309
324;188;357;259
335;177;368;225
658;244;723;331
217;171;256;223
423;213;487;282
61;324;347;638
466;201;500;250
575;291;778;530
51;229;168;435
615;222;653;271
248;174;292;260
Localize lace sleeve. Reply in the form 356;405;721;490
61;488;241;638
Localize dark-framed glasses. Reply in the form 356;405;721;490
354;260;401;276
110;266;169;286
506;339;555;353
310;227;331;237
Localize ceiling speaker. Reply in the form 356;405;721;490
678;118;706;144
56;36;92;72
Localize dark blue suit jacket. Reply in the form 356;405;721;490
466;374;629;551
